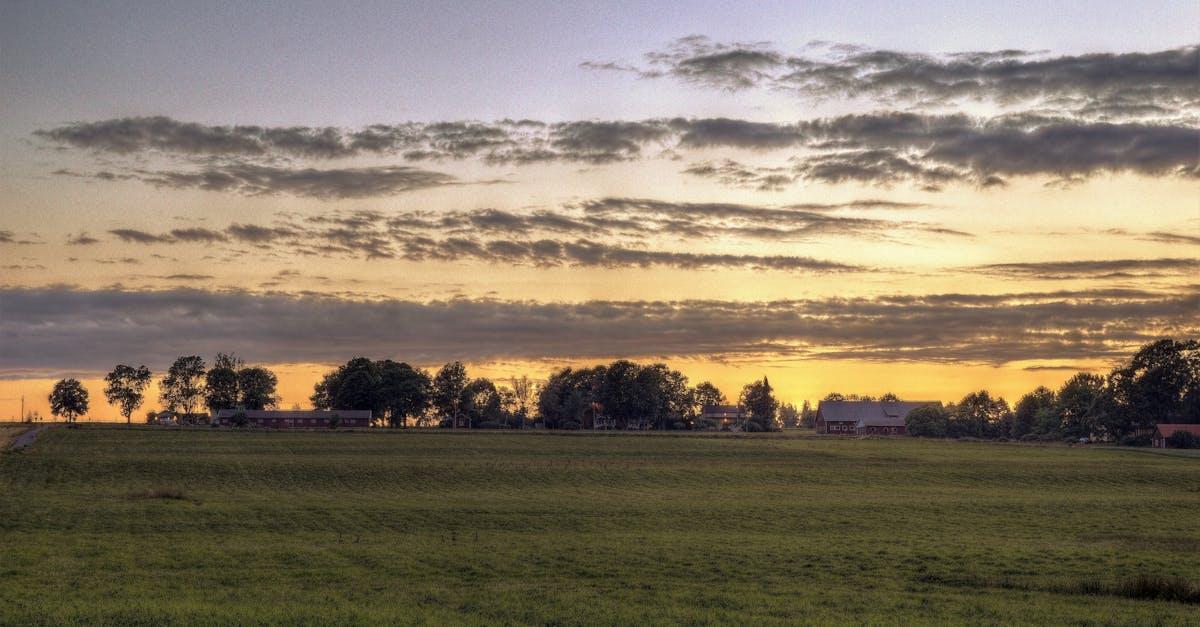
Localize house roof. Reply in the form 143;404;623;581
700;404;742;418
1154;423;1200;437
817;401;939;427
214;409;372;419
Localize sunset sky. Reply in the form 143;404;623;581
2;1;1198;420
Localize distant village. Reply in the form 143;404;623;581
33;338;1200;449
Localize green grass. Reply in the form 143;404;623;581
1;428;1198;625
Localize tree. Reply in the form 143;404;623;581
906;404;950;437
161;356;206;422
237;366;279;410
1057;373;1109;439
510;375;534;428
537;367;600;429
49;378;89;423
204;353;243;412
1166;430;1198;449
800;400;816;427
949;391;1010;438
879;392;900;402
1013;386;1057;438
312;357;382;417
377;360;431;428
104;364;152;424
1108;339;1200;432
740;377;779;431
461;378;503;427
778;402;801;428
693;382;726;410
431;362;469;427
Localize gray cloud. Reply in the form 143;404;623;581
587;37;1200;118
92;196;967;268
972;257;1200;280
66;232;100;246
1;285;1195;377
133;163;458;199
40;112;1199;192
109;228;172;244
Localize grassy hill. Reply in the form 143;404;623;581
1;427;1197;625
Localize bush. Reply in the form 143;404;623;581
1119;433;1152;447
476;421;503;430
693;418;719;431
1166;430;1198;449
742;421;764;433
671;421;686;431
558;420;580;430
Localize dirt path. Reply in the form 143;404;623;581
7;424;53;451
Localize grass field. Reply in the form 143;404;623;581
1;428;1198;625
0;424;31;450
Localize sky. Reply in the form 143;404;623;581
1;1;1198;420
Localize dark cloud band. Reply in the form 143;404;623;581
1;285;1194;378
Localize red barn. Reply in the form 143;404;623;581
1152;423;1200;448
213;409;372;429
815;400;939;436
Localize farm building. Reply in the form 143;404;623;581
1151;423;1200;448
212;409;372;429
699;404;745;429
815;400;939;436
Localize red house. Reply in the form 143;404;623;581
213;409;372;429
1152;423;1200;448
815;400;939;436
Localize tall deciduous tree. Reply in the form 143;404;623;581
740;377;779;431
1013;386;1056;438
160;355;207;422
104;364;152;424
510;375;534;428
950;390;1010;438
49;378;89;423
1108;338;1200;431
377;360;431;427
205;353;243;412
693;382;726;410
431;362;469;427
237;366;279;410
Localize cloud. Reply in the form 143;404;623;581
586;37;1200;118
971;257;1200;280
91;196;967;268
41;112;1199;192
66;232;100;245
134;163;458;199
109;228;172;244
683;113;1200;189
34;116;356;159
1;285;1195;377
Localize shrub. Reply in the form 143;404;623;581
558;420;580;430
1119;433;1152;447
476;421;502;429
742;421;764;433
671;421;686;431
693;418;719;431
1166;430;1198;449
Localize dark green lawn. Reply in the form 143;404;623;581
1;427;1197;625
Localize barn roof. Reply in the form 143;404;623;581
817;401;939;427
214;409;372;419
1154;423;1200;437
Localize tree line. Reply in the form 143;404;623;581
899;338;1198;444
46;353;280;424
310;358;780;430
